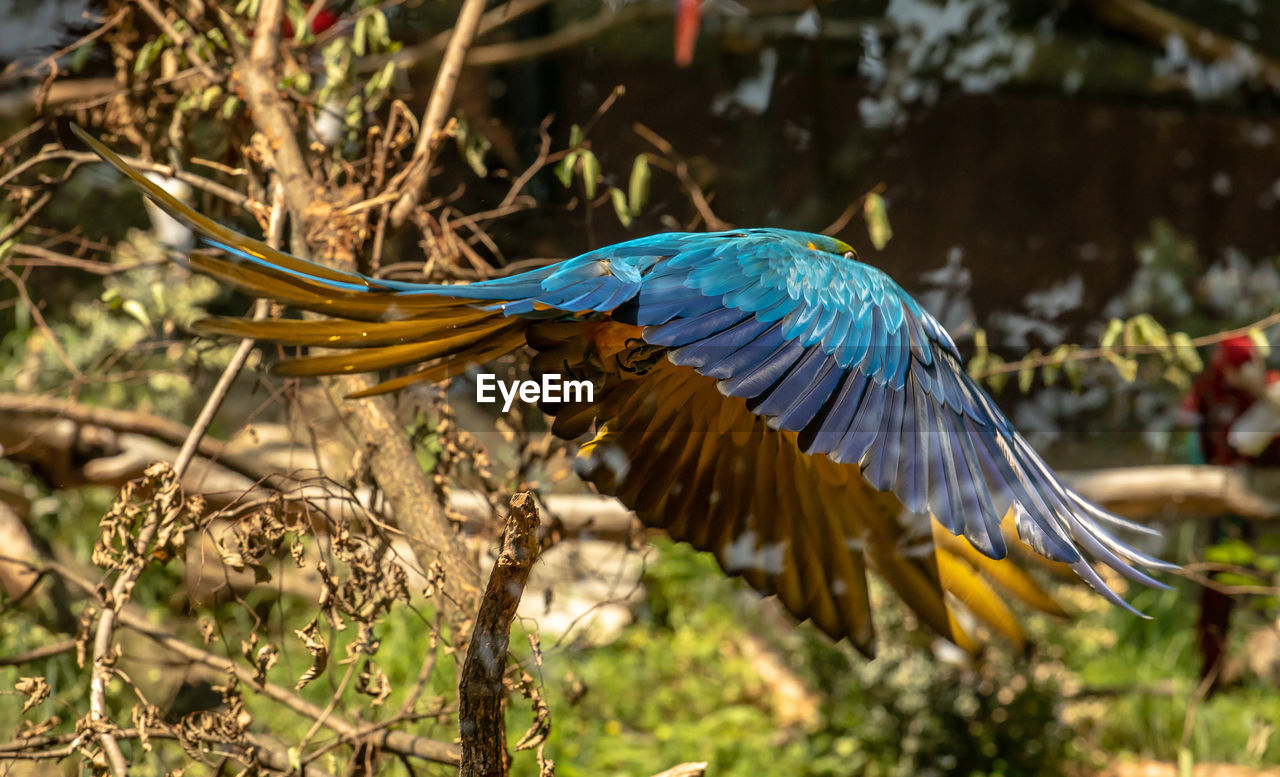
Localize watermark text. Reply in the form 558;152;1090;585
475;373;594;412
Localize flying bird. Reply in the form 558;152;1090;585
73;126;1175;656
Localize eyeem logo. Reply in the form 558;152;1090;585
475;374;594;412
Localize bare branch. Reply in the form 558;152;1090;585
650;764;710;777
378;0;553;74
0;150;249;207
389;0;488;226
459;493;541;777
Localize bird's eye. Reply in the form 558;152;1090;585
842;250;859;261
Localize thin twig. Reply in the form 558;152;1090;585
389;0;488;226
0;190;53;245
0;150;248;207
1084;0;1280;89
398;610;443;717
0;639;76;666
633;123;730;230
134;0;218;81
234;0;317;235
464;2;662;68
377;0;552;74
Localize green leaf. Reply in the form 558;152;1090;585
1018;349;1040;394
1205;538;1256;566
455;119;492;177
568;124;584;148
369;9;390;48
1162;365;1189;390
353;12;368;56
984;353;1007;393
206;27;229;51
1171;331;1203;372
1248;326;1271;358
1133;313;1170;351
220;96;241;119
628;154;651;215
1105;351;1138;382
1100;318;1124;351
344;95;361;128
121;299;152;330
967;328;989;379
376;61;395;93
610;188;632;227
70;41;95;72
1063;358;1084;391
555;151;579;188
199;84;223;111
1041;345;1073;387
133;41;160;75
862;192;892;251
1123;317;1142;349
580;151;600;199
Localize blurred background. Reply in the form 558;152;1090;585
2;1;1279;775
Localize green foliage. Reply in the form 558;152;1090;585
554;125;652;227
522;540;1070;777
1050;573;1280;766
0;228;238;417
968;220;1280;395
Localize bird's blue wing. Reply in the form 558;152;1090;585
502;228;1174;611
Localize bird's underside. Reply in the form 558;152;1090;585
527;319;1074;654
72;125;1176;657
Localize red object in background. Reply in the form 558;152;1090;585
1184;335;1280;466
674;0;702;67
1182;334;1275;691
281;7;340;39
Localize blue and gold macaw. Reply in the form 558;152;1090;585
75;127;1175;655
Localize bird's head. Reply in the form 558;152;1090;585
787;232;858;260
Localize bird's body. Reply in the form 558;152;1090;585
74;126;1173;655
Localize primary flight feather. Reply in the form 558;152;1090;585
73;126;1176;655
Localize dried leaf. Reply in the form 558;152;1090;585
294;619;330;691
15;676;49;714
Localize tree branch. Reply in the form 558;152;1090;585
389;0;488;226
459;493;541;777
1084;0;1280;90
233;0;317;236
229;0;482;624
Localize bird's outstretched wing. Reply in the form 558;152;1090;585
73;127;1174;653
472;228;1176;612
